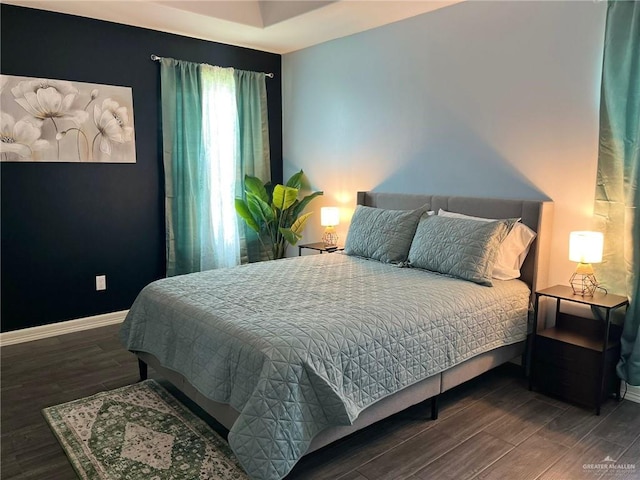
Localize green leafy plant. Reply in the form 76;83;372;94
235;170;323;260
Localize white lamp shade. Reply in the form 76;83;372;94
321;207;340;227
569;231;603;264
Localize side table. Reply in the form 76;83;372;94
530;285;628;414
298;242;344;256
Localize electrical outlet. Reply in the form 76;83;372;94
96;275;107;291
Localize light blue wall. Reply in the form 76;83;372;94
283;1;607;284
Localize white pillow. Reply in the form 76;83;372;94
437;209;537;280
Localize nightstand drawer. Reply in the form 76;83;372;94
534;335;600;373
533;361;600;406
533;330;622;408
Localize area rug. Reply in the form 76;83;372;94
42;379;248;479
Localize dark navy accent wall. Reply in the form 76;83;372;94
0;4;282;332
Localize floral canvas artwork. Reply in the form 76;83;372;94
0;74;136;163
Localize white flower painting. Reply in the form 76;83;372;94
0;74;136;163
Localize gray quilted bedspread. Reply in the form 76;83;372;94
119;253;530;479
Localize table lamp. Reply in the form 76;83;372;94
569;231;604;296
321;207;340;247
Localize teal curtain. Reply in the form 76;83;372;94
594;1;640;385
234;70;271;263
160;58;207;276
159;59;272;275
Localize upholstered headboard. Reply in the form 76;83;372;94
356;192;554;296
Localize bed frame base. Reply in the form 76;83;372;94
135;341;523;454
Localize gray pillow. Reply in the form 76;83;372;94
345;205;428;263
408;215;515;286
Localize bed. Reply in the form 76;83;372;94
119;191;553;480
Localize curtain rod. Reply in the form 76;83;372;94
150;54;274;78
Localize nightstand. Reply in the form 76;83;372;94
530;285;628;415
298;242;344;256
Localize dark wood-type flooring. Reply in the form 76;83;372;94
2;324;639;480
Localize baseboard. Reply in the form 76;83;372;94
0;310;128;347
623;383;640;404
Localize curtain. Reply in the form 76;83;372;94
159;58;271;276
160;59;204;276
201;65;241;269
594;1;640;385
234;70;271;263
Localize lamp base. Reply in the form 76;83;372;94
569;271;599;296
322;227;338;247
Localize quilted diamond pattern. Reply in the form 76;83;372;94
344;205;426;263
408;215;514;286
120;254;529;479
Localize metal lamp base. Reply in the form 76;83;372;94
569;272;599;296
322;227;338;247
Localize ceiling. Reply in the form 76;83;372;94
3;0;463;54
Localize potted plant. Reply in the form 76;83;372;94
235;170;323;260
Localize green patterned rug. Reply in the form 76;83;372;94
43;379;248;479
